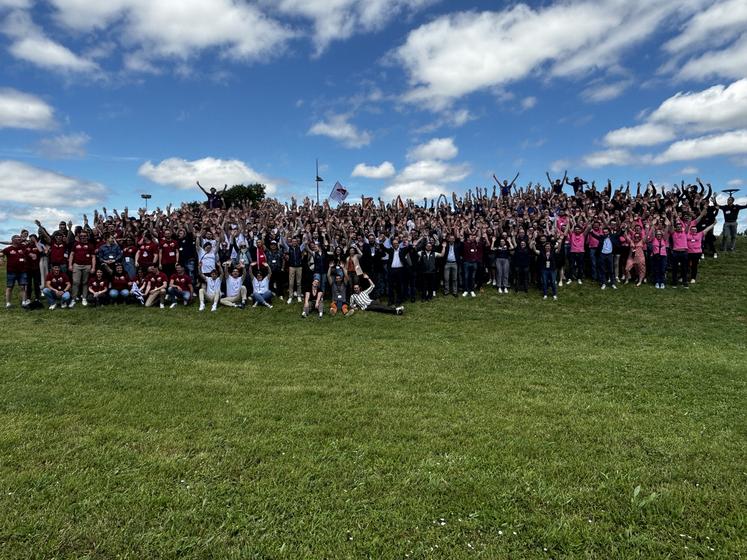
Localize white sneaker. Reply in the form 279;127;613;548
287;297;292;304
69;300;76;308
265;302;273;309
319;311;323;318
470;291;476;297
395;306;404;315
601;284;606;290
199;303;205;311
553;295;557;300
713;253;718;259
22;299;31;306
543;295;547;299
253;302;258;307
297;296;302;303
4;302;10;309
159;302;165;309
81;298;88;307
61;302;68;308
293;291;298;297
302;311;307;317
611;284;618;290
211;304;217;312
462;291;468;297
48;304;57;310
170;302;177;309
577;279;582;285
690;279;696;284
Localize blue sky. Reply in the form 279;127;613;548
1;0;746;236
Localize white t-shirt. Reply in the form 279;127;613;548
226;275;243;298
198;248;216;273
204;276;221;296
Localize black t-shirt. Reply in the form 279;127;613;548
722;204;745;222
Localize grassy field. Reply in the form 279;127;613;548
1;246;745;559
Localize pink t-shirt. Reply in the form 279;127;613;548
651;237;669;256
569;231;585;253
671;231;688;251
587;228;601;249
687;231;704;253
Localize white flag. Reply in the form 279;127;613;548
329;181;348;203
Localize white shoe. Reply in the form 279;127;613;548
265;302;273;308
253;302;258;307
159;302;165;309
22;299;31;306
612;284;617;290
690;279;696;284
287;297;292;304
293;291;298;297
199;303;205;311
81;298;88;307
297;296;302;303
395;306;404;315
462;291;468;297
577;279;582;285
4;302;10;309
69;300;76;308
470;291;476;297
553;295;557;300
211;304;217;312
319;311;323;318
302;311;307;317
61;302;68;309
48;304;57;310
170;302;177;309
543;295;547;300
713;253;718;259
601;284;606;290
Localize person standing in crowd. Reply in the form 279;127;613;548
439;234;461;297
283;236;303;304
669;220;690;288
159;229;179;277
136;232;159;273
2;235;29;308
462;231;482;297
716;196;746;253
589;225;619;290
385;237;409;307
197;181;227;209
687;222;715;283
97;234;123;276
532;240;560;300
418;241;438;301
512;239;531;293
624;232;647;286
493;235;513;294
68;231;96;307
42;263;71;309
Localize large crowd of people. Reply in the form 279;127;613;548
2;176;744;315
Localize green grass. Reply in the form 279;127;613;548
1;246;746;559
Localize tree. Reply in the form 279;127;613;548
222;184;265;208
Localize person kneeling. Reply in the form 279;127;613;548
43;264;71;310
198;268;222;312
329;272;349;316
220;267;247;308
144;265;168;308
87;269;110;307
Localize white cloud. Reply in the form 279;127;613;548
308;113;371;148
269;0;434;55
584;149;636;168
582;79;632;102
408;137;457;161
48;0;294;67
394;1;705;109
3;10;98;73
676;33;747;82
0;0;30;8
550;160;569;174
680;166;699;175
2;205;74;226
520;96;537;110
383;160;470;200
653;129;747;164
604;123;676;147
648;79;747;132
0;160;106;207
37;132;90;159
727;178;744;187
351;161;396;179
664;0;747;54
138;157;276;193
0;88;54;129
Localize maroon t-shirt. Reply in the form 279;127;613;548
2;246;27;273
71;242;94;265
138;242;159;266
49;242;69;265
25;244;40;272
45;271;70;291
111;273;130;291
146;272;168;289
160;239;178;265
88;276;109;292
170;273;192;291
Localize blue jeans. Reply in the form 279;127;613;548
462;261;477;292
252;290;273;304
167;287;192;303
541;269;556;296
42;287;70;305
109;288;130;301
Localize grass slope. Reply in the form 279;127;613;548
0;247;745;559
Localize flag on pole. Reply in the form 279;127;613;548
362;196;374;208
329;181;348;203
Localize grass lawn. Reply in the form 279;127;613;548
1;246;745;559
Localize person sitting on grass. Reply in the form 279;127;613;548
87;268;110;306
167;263;194;308
198;268;222;312
221;267;247;309
109;262;131;304
42;263;71;310
302;275;324;318
144;265;168;308
249;262;273;308
349;273;404;315
328;270;349;316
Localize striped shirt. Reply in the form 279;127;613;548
350;284;374;310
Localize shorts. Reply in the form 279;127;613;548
6;271;28;287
